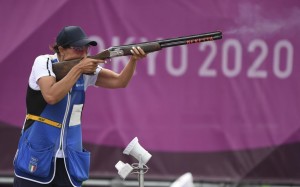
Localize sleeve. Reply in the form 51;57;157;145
28;55;56;90
83;65;103;90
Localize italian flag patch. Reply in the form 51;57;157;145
28;157;38;173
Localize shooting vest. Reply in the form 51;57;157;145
14;59;89;187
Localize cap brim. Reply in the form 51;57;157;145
70;39;97;47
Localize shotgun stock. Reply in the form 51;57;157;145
53;31;222;81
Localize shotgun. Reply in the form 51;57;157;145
53;31;222;80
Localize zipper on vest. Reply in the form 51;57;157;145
59;92;71;152
62;91;78;187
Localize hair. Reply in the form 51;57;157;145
49;43;70;54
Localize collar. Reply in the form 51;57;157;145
50;53;59;63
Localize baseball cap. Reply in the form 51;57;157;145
56;26;97;47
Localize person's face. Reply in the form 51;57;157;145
59;45;90;61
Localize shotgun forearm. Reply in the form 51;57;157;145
52;31;222;81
